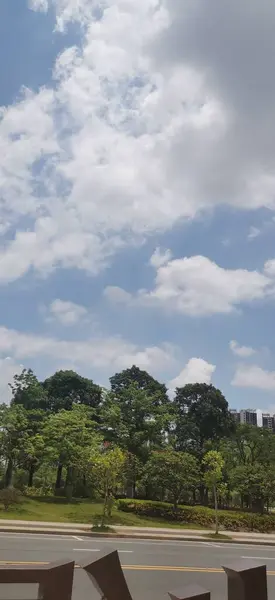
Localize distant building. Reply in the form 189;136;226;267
229;409;240;423
240;409;257;426
262;413;275;431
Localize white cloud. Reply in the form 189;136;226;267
47;299;88;325
0;326;178;376
0;357;24;403
170;358;216;389
103;286;132;304
28;0;49;11
1;0;275;285
120;255;271;316
247;226;261;241
229;340;256;358
150;248;173;268
232;364;275;391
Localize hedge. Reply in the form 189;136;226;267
117;499;275;533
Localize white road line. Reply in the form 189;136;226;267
73;548;133;553
73;549;100;552
242;556;275;560
73;536;83;541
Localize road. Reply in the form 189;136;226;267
0;534;275;600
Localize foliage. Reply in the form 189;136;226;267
174;383;235;457
42;370;102;412
88;446;126;525
0;488;22;510
203;450;224;533
110;365;169;406
10;369;49;411
142;450;200;508
117;499;275;532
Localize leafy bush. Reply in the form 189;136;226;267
117;499;275;533
0;488;22;510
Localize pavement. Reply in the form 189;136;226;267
1;519;275;545
1;533;275;600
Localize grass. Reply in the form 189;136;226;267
0;497;209;530
204;532;232;540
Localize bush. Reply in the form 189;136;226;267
117;499;275;533
0;488;22;511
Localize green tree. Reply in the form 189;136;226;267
43;405;102;499
203;450;224;534
230;464;275;514
42;370;102;413
88;445;126;526
174;384;234;457
110;365;169;406
143;449;200;509
10;369;49;411
0;405;29;487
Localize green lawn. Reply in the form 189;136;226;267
0;497;207;530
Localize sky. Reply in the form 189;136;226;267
1;0;275;417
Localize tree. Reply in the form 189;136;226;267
42;370;102;413
230;464;275;514
42;405;102;499
174;384;234;457
0;405;29;487
88;445;126;526
143;450;200;509
10;369;49;411
203;450;224;534
110;365;169;406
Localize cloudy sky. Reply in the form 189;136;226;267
1;0;275;414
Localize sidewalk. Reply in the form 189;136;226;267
0;519;275;545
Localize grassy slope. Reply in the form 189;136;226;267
0;498;206;530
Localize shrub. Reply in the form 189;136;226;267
117;499;275;533
0;488;22;511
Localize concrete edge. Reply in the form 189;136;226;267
1;526;275;546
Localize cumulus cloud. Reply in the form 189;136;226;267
0;326;178;376
150;248;173;268
111;255;274;316
47;299;88;326
103;286;132;304
170;358;216;389
0;357;24;403
247;226;261;241
229;340;256;358
232;364;275;391
1;0;275;286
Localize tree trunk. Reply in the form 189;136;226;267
55;464;63;490
28;464;35;487
65;466;73;502
5;459;13;488
213;484;219;535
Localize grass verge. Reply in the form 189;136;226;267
0;497;209;530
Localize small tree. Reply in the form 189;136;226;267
203;450;224;534
89;446;125;526
142;449;199;510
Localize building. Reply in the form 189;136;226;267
229;409;240;423
240;409;257;426
262;413;275;431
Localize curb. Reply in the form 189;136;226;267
0;526;275;546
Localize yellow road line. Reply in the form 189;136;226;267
0;561;274;576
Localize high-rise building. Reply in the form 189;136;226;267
240;409;257;426
262;413;275;431
229;409;240;423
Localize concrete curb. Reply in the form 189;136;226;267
1;526;275;546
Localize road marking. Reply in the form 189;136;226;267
242;556;275;560
0;561;275;575
73;536;83;542
73;549;100;552
73;549;132;553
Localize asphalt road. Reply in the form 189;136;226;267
0;534;275;600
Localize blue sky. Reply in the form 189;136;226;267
1;0;275;416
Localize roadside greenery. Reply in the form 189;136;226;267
0;365;274;531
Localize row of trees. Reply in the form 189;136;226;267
0;365;274;516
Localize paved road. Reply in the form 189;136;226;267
0;534;275;600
